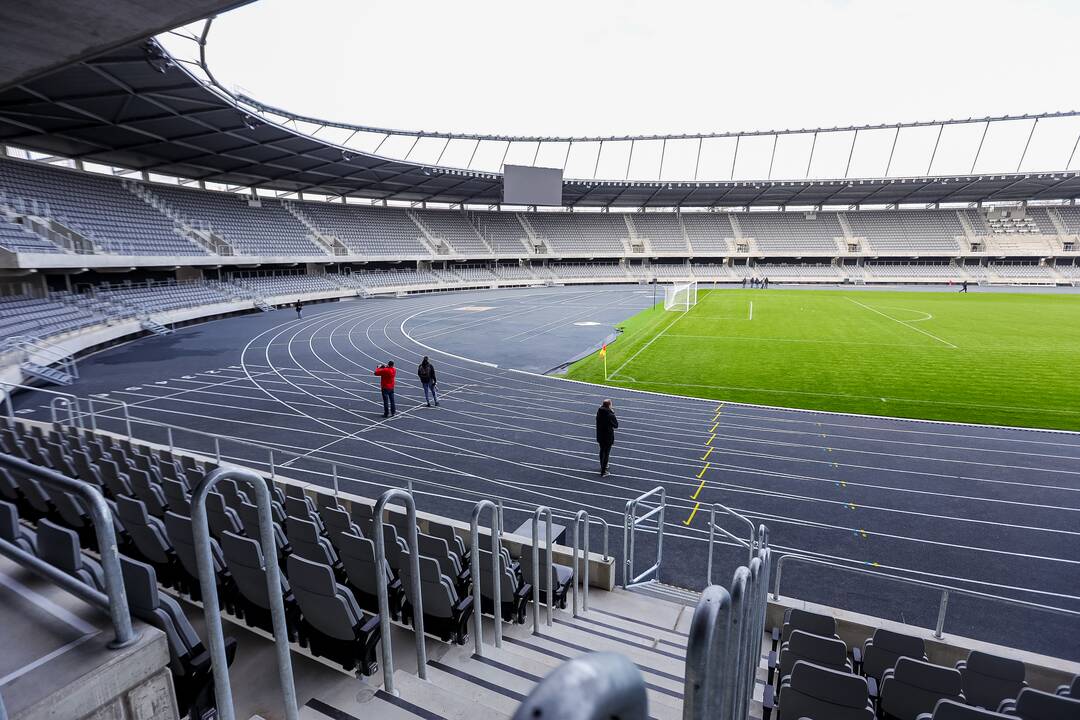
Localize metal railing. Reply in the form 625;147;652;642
0;452;138;648
683;524;771;720
622;486;665;589
706;502;757;585
470;499;502;655
772;552;1080;639
531;506;554;633
511;653;648;720
190;466;298;720
373;489;426;695
571;510;590;616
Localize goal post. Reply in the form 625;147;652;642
663;281;698;312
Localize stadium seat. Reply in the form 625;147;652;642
956;651;1027;710
774;660;875;720
916;699;1011;719
318;504;363;542
416;531;470;593
205;491;244;539
772;607;838;650
999;688;1080;718
219;530;300;640
335;531;404;619
401;554;473;644
286;515;344;576
36;518;106;591
879;657;964;720
116;496;179;587
128;468;169;517
0;499;37;554
477;546;532;624
770;628;852;687
234;499;290;558
286;554;380;674
520;545;574;610
163;511;233;604
120;555;237;720
1056;675;1079;698
860;628;928;682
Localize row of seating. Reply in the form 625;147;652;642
765;607;1080;720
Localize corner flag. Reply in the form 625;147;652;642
600;343;607;379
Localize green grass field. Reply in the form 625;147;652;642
565;289;1080;430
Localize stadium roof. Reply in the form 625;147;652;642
1;39;1078;208
0;1;252;91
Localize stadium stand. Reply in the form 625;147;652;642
0;294;103;342
300;202;429;256
631;213;690;253
738;211;843;254
0;214;65;254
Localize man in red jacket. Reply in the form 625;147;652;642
374;361;397;418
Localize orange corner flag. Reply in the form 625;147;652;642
599;343;607;357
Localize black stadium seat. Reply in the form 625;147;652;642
776;660;875;720
1056;675;1079;698
861;628;928;683
477;546;531;624
36;518;106;591
772;607;838;651
999;687;1080;719
0;499;37;554
956;651;1027;711
770;628;852;687
335;531;404;619
916;699;1012;719
880;657;965;720
401;554;473;645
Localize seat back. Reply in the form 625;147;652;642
164;510;224;580
929;699;1012;719
882;657;964;720
417;532;461;576
206;492;243;538
865;627;927;681
478;548;519;597
0;499;35;554
320;505;361;542
116;496;172;564
402;554;456;619
287;554;363;641
336;533;390;597
161;478;191;514
778;660;873;720
36;518;105;591
960;651;1026;710
287;516;338;565
781;607;836;645
120;555;201;656
220;530;284;610
1009;688;1080;719
779;629;850;679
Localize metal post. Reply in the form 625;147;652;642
927;124;944;176
269;449;275;480
167;426;174;454
191;466;298;720
844;129;859;178
470;499;502;656
214;436;221;463
0;453;138;649
332;463;339;497
1016;118;1039;173
729;135;740;180
885;125;900;176
935;589;949;639
805;132;818;178
572;510;590;615
496;498;504;533
970;120;990;173
532;506;554;633
373;489;427;694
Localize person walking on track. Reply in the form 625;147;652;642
374;361;397;417
294;299;303;319
417;356;439;407
960;280;968;293
595;399;619;476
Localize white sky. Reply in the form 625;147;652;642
179;0;1080;180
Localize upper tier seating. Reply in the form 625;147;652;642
632;213;688;252
412;209;489;255
301;202;427;256
473;212;531;254
0;214;64;254
848;211;963;253
0;159;204;255
1055;207;1080;235
680;213;734;252
528;213;626;254
232;274;341;298
739;212;842;253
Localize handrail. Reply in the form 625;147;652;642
554;510;609;561
532;506;554;633
470;499;502;655
373;488;427;694
190;466;298;720
1;381;80;428
772;553;1080;639
511;652;648;720
682;584;734;720
49;396;81;429
706;502;756;584
571;510;590;616
0;452;137;648
622;486;665;589
0;687;6;720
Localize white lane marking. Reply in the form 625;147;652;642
749;301;753;321
607;309;692;380
845;297;958;349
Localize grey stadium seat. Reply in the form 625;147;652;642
861;628;928;683
0;499;37;554
775;660;874;720
161;478;191;515
771;628;852;687
477;546;532;624
999;688;1080;719
335;531;404;619
401;554;473;644
36;518;105;591
235;499;290;558
520;546;574;610
128;468;169;517
916;699;1012;719
426;521;466;559
286;554;380;675
205;491;244;539
956;651;1027;711
120;555;237;720
116;496;179;587
417;531;469;592
163;510;233;604
772;607;838;650
319;504;363;542
880;657;964;720
219;530;300;641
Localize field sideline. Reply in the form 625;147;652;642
565;288;1080;431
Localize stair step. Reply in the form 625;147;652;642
518;619;685;677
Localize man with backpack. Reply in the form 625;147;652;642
417;356;439;407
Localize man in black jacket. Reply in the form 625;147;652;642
595;399;619;476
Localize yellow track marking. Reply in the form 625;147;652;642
697;462;711;479
706;433;716;445
691;479;706;499
701;447;713;461
683;502;701;526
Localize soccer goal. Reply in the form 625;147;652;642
663;281;698;312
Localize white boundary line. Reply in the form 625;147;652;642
845;296;958;349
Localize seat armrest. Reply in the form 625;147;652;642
761;685;775;720
867;675;878;700
515;583;532;600
767;650;777;685
454;595;474;615
997;699;1016;713
955;660;967;671
359;613;380;635
770;626;780;650
852;645;862;674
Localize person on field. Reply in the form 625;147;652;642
417;356;439;407
595;399;619;476
374;361;396;417
294;299;303;319
960;280;968;293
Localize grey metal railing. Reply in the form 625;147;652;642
682;524;771;720
622;486;665;589
706;502;757;585
772;551;1080;639
571;509;590;616
511;652;648;720
0;452;138;648
532;505;554;633
190;466;298;720
373;489;427;694
0;687;7;720
470;498;502;655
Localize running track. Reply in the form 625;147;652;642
16;286;1080;661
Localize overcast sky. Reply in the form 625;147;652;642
186;0;1080;179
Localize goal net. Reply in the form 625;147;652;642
663;281;698;312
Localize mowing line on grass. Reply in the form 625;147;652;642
608;306;693;380
845;296;958;349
